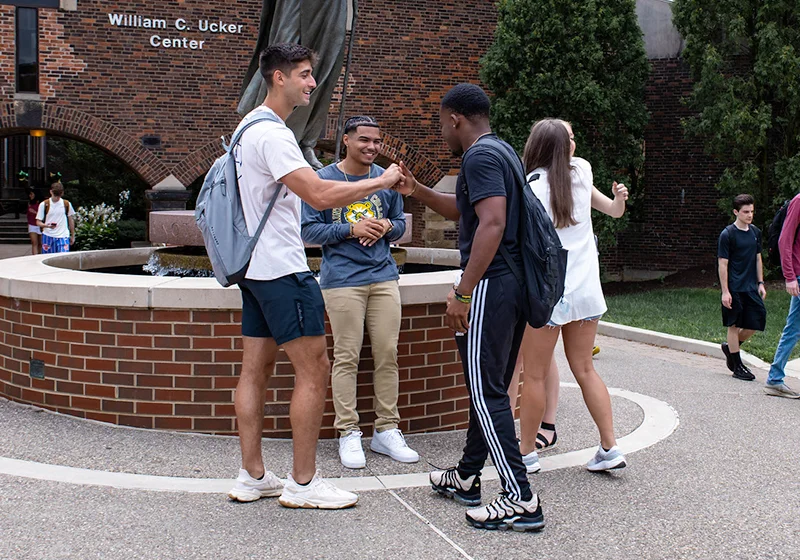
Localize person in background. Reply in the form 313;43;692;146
35;182;75;254
26;189;42;255
718;194;766;382
764;192;800;398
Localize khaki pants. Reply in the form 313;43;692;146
322;280;401;436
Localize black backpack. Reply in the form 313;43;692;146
767;199;792;267
472;136;568;328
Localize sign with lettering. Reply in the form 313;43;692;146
107;13;245;50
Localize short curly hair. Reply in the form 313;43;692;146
441;83;490;119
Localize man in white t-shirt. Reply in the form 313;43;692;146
226;43;403;510
35;182;75;254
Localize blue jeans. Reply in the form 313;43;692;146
768;295;800;385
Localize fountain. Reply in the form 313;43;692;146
0;210;466;439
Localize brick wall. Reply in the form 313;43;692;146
0;1;495;188
0;296;469;437
0;6;14;99
607;58;727;275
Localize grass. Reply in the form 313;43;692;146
603;288;800;362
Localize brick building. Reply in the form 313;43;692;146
0;0;725;276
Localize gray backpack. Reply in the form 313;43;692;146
195;112;282;287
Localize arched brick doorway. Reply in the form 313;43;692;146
0;102;170;186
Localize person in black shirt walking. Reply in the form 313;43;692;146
718;194;767;381
395;84;544;532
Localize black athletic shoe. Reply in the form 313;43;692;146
733;363;755;381
721;343;734;372
430;467;481;506
466;494;545;532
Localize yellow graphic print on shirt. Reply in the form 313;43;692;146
344;201;375;223
332;194;384;224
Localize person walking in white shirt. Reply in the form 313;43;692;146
514;119;629;474
35;182;75;254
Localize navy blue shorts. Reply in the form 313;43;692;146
239;272;326;345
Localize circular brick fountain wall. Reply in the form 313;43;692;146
0;248;468;438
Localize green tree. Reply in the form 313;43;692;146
47;137;149;220
480;0;650;246
673;0;800;220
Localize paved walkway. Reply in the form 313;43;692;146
0;244;32;260
2;335;799;559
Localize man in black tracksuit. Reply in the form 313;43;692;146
395;84;544;532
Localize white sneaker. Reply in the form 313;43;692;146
227;468;283;502
339;431;366;469
586;445;627;472
370;428;420;463
278;471;358;509
521;448;541;474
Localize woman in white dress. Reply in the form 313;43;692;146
514;119;629;473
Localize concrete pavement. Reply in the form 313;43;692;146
2;335;800;559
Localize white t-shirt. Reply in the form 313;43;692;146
35;198;76;239
528;157;607;324
234;106;312;281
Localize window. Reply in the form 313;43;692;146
16;7;38;93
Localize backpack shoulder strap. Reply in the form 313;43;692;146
470;137;528;284
248;185;283;251
725;223;737;255
224;111;282;153
44;198;50;216
473;136;527;189
63;199;70;215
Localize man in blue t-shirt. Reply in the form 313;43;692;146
301;116;418;470
718;193;767;381
394;85;544;532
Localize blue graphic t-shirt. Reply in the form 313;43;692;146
301;163;406;289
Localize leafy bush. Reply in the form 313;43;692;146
47;138;149;220
673;0;800;225
116;219;147;247
74;203;122;251
480;0;650;248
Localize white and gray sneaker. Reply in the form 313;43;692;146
278;471;358;509
764;382;800;399
430;467;482;506
521;448;541;474
370;428;420;463
339;430;366;469
465;493;545;532
227;469;283;502
586;445;627;472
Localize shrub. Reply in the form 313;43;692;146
673;0;800;224
480;0;650;248
116;219;147;248
74;203;122;251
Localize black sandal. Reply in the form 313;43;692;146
535;422;557;451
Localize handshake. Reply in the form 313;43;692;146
379;162;418;196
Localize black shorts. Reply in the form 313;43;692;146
239;272;326;345
721;290;766;331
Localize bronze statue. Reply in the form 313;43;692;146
238;0;348;169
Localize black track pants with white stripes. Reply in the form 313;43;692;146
455;273;532;502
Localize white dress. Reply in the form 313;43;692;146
528;157;607;325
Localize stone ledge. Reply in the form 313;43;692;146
597;321;786;377
0;248;459;309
